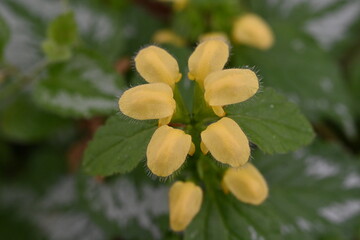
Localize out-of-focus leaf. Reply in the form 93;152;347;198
0;94;70;143
233;20;355;137
34;49;126;118
185;141;360;240
42;39;72;62
349;53;360;117
0;207;44;240
0;14;10;61
47;12;78;46
226;88;315;154
77;167;170;240
82;115;157;176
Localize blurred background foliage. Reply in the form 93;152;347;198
0;0;360;239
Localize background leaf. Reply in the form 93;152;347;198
226;88;315;154
185;141;360;240
34;49;126;118
0;93;70;143
233;17;356;137
47;12;78;46
83;115;157;176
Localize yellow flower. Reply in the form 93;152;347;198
147;125;195;177
232;13;274;50
152;30;186;47
201;117;250;167
188;39;229;87
169;181;203;231
135;45;182;88
199;32;229;43
118;83;176;125
222;163;268;205
204;69;259;117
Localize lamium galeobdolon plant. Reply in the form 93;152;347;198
118;38;269;231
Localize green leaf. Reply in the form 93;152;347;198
48;12;78;46
185;141;360;240
233;20;355;137
0;14;10;61
34;49;126;118
0;94;70;142
226;88;315;154
82;115;157;176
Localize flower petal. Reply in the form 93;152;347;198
147;125;192;177
188;40;229;86
222;163;268;205
135;46;182;87
201;117;250;167
204;69;259;107
232;14;274;50
169;181;203;231
119;83;176;120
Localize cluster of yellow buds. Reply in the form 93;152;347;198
118;39;268;231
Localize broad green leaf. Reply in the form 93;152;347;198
47;12;78;46
185;141;360;240
0;94;70;143
82;115;157;176
233;19;355;137
34;49;126;118
226;88;315;154
0;14;10;61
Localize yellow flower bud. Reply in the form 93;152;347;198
153;30;186;47
201;117;250;167
199;32;229;43
188;40;229;86
119;83;176;123
204;69;259;116
135;46;182;88
173;0;188;11
169;181;203;231
147;125;193;177
222;163;268;205
232;14;274;50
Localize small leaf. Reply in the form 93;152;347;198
34;49;126;118
48;12;78;46
226;87;315;154
83;115;157;176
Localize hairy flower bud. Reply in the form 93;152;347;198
135;46;182;88
147;125;194;177
169;181;203;231
119;83;176;124
232;14;274;50
201;117;250;167
222;163;268;205
204;69;259;116
188;40;229;86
